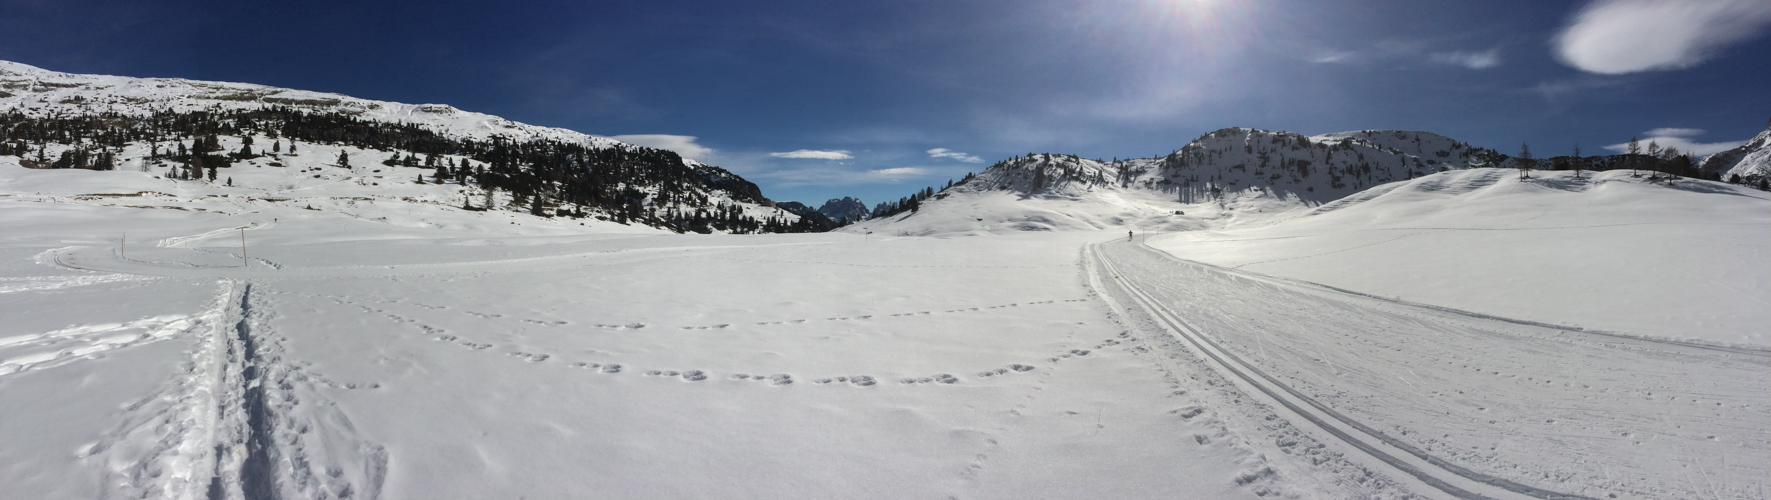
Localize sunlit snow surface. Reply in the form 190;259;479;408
4;160;1767;499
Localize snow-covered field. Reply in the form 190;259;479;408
1149;168;1771;347
4;160;1768;499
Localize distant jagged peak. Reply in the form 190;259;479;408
816;197;869;223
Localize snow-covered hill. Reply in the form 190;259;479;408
0;60;807;234
1699;125;1771;184
0;60;620;149
848;127;1501;236
1151;168;1771;346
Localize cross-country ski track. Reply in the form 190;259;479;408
10;232;1767;499
1089;237;1769;500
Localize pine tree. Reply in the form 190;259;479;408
337;150;350;168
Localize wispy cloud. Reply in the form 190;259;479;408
1556;0;1771;74
750;165;950;187
1305;49;1357;64
1528;77;1625;102
769;149;854;160
868;167;926;177
926;148;983;163
1429;49;1501;69
1603;128;1747;156
608;134;714;160
1303;40;1502;70
1643;127;1704;138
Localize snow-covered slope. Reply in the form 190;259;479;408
1149;168;1771;346
0;60;620;149
1699;125;1771;183
0;60;805;233
850;127;1499;236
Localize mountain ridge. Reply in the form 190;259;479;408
0;60;819;234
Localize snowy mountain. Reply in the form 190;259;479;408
848;127;1502;235
0;60;810;234
816;196;869;224
0;60;620;149
771;201;837;230
1699;125;1771;185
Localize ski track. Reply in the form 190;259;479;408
77;281;389;500
1091;238;1770;500
32;230;1767;498
1083;243;1412;499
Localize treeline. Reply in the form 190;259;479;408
1515;137;1729;183
869;173;973;220
0;107;829;233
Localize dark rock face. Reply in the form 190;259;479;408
816;197;869;224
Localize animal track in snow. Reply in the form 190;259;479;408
643;369;708;381
976;364;1037;378
728;373;794;385
899;373;960;385
1048;349;1092;363
812;375;878;387
694;299;1083;329
508;351;549;362
572;362;622;374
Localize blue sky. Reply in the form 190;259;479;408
4;0;1769;205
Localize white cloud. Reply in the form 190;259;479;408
868;167;926;178
750;165;943;187
607;134;714;160
1555;0;1771;74
926;148;984;163
769;149;854;160
1305;49;1357;64
1643;127;1704;138
1429;49;1501;69
1528;77;1626;101
1603;128;1747;156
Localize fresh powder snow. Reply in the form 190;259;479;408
4;61;1768;500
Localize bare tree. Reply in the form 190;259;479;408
1627;137;1641;176
1646;140;1662;179
1517;143;1534;179
1571;144;1583;179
